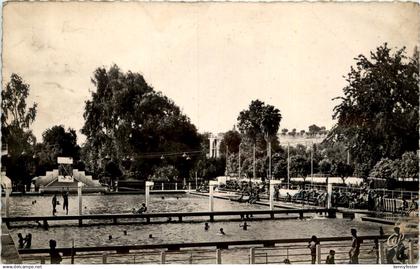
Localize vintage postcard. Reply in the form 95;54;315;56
1;1;419;267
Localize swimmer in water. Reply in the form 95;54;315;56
240;222;250;230
219;228;225;235
161;196;165;200
123;231;127;236
108;235;112;240
204;223;210;231
149;234;153;238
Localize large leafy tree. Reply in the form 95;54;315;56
33;125;81;176
398;152;418;180
220;129;241;157
1;74;38;190
329;44;419;173
289;155;311;181
81;65;201;180
332;161;354;184
237;100;281;179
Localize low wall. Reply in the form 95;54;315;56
1;224;22;264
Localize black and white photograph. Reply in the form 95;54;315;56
1;1;419;266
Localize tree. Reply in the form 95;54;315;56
42;125;80;159
237;100;281;179
330;44;419;173
33;125;81;176
220;130;241;156
290;155;311;181
1;74;37;133
194;157;225;180
369;158;399;189
150;165;179;181
272;157;287;179
392;152;419;180
81;65;201;180
369;158;396;179
333;161;354;184
308;124;321;136
1;74;38;190
399;152;418;180
319;159;332;176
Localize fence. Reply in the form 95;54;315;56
19;236;418;264
303;184;419;200
151;181;206;191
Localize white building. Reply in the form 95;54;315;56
208;133;224;158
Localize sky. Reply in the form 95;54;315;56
3;2;419;145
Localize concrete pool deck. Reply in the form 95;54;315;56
1;224;22;264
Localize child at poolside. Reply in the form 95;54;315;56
17;233;25;248
326;250;335;264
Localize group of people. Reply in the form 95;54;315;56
17;233;32;249
203;221;250;235
223;181;265;204
51;188;69;216
285;186;418;215
305;226;409;264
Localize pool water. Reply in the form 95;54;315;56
2;193;399;263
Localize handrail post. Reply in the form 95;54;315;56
175;182;178;190
249;248;255;264
161;251;166;264
209;181;218;212
5;187;11;217
102;253;107;264
327;183;332;209
269;180;281;210
188;182;191;193
78;182;83;226
216;249;222;264
408;240;413;264
378;242;384;264
316;244;321;264
145;181;154;209
162;183;164;191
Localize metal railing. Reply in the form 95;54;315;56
18;235;418;264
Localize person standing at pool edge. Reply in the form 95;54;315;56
52;194;58;215
308;235;319;264
349;228;361;264
62;188;69;215
49;240;62;264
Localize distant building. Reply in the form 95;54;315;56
208;133;224;158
